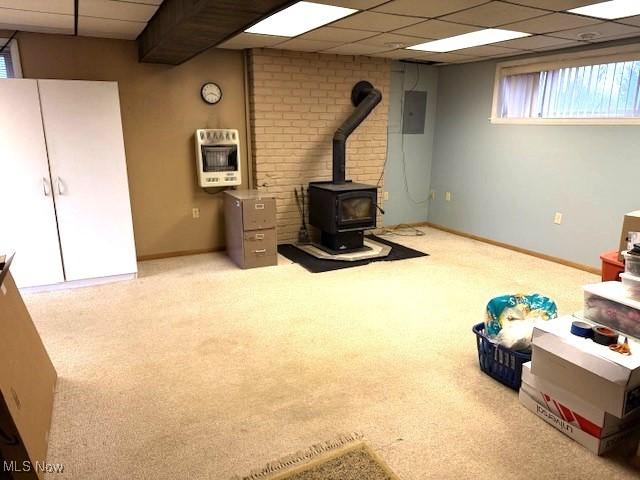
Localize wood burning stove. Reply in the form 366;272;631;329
308;81;383;253
308;181;377;252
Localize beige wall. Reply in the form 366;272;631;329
247;49;390;243
14;32;249;259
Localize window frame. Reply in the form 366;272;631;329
0;37;23;79
490;44;640;125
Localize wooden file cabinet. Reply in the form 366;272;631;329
224;190;277;269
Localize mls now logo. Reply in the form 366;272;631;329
3;461;65;474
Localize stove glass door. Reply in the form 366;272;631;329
338;193;375;227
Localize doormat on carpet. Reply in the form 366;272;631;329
278;235;428;273
231;433;401;480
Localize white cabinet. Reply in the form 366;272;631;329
38;80;137;282
0;79;137;289
0;79;65;287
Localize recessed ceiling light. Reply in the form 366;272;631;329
245;2;357;37
406;29;530;53
568;0;640;19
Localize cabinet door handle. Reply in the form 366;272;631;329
42;177;51;196
254;249;266;254
56;177;64;195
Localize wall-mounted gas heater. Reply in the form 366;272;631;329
195;129;241;187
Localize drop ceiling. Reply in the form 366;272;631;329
0;0;161;39
219;0;640;64
1;1;640;65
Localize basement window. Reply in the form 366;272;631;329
491;45;640;124
0;37;22;79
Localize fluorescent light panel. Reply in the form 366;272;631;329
407;29;530;53
245;2;357;37
569;0;640;19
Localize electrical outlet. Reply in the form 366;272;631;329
445;192;452;202
554;212;563;225
192;207;200;219
430;190;436;201
383;191;389;201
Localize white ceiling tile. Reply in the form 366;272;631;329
217;33;288;49
452;56;491;64
529;39;585;51
455;44;523;57
617;16;640;28
0;0;73;14
507;0;600;11
589;29;640;42
550;21;640;41
359;32;428;48
501;12;602;34
408;51;476;63
0;8;73;34
78;16;146;40
322;42;387;54
440;1;548;28
276;38;342;52
373;0;488;18
370;48;424;59
493;34;586;50
299;26;378;42
317;0;388;9
393;19;481;38
329;11;422;32
79;0;159;22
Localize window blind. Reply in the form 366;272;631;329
499;60;640;119
0;47;15;78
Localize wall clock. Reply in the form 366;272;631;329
201;82;222;105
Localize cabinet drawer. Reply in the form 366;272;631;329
243;248;277;269
242;198;275;230
243;228;276;265
243;228;276;247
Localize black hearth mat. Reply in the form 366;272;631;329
278;235;428;273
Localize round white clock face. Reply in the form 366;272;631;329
201;82;222;104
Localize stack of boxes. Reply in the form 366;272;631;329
519;215;640;455
520;318;640;454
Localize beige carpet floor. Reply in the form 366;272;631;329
24;227;640;479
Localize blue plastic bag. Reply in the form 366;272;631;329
485;294;558;338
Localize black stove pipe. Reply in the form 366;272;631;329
332;81;382;184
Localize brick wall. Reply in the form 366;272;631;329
247;48;390;243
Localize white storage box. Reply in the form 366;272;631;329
519;387;640;455
531;316;640;417
583;282;640;339
624;252;640;277
522;362;640;438
621;272;640;299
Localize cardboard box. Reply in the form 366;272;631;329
532;316;640;418
619;211;640;261
519;387;640;455
522;362;640;438
0;259;57;480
